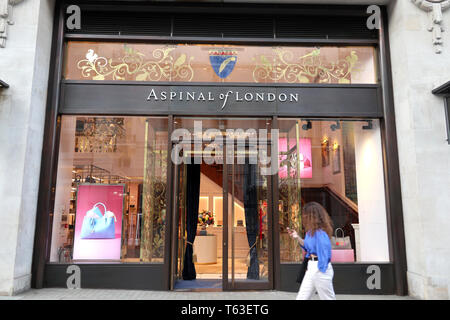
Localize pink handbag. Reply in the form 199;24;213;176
331;249;355;262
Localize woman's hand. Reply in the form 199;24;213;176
287;227;304;246
287;228;299;239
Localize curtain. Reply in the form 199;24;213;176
182;164;201;280
244;162;260;280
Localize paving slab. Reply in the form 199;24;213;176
0;288;414;300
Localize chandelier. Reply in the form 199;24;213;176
75;117;126;153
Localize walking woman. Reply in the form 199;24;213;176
288;202;336;300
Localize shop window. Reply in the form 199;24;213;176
50;116;168;263
278;119;389;264
64;42;378;84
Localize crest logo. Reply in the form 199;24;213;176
209;50;237;79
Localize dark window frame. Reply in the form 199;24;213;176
432;81;450;144
446;97;450;144
0;79;9;88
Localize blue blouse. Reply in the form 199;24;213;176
300;229;332;273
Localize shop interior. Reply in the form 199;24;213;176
51;116;390;285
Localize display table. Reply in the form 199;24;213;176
193;235;217;264
207;226;249;258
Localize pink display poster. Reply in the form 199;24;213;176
73;184;124;260
278;138;313;179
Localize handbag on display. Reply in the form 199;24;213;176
331;228;352;249
85;176;96;183
331;249;355;262
80;202;117;239
296;254;309;284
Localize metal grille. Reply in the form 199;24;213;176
276;15;378;39
67;7;378;40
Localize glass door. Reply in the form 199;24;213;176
170;162;187;289
222;121;273;290
170;117;274;290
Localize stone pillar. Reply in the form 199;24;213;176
0;0;55;295
388;0;450;299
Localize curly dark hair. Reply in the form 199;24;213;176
302;202;334;238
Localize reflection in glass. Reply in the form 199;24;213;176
278;119;390;263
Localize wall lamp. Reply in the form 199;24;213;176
0;79;9;89
432;81;450;144
330;120;341;131
302;120;312;131
302;119;375;131
362;120;373;130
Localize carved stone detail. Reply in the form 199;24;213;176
412;0;450;53
0;0;25;48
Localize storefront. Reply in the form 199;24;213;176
31;1;407;295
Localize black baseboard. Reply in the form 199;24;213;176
279;263;395;295
44;263;167;290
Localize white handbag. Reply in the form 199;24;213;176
331;228;352;250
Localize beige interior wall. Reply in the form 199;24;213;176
50;117;76;262
199;172;245;227
354;121;389;262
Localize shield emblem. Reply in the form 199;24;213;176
209;50;237;79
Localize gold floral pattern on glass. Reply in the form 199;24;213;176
76;46;194;81
252;48;359;84
141;119;168;263
66;42;376;84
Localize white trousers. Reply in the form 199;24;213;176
296;261;336;300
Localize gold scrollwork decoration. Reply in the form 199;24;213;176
77;46;195;81
252;48;359;84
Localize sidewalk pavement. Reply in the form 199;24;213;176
0;288;414;300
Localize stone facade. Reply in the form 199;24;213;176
0;0;54;295
388;0;450;299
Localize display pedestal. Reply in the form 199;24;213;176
351;223;361;262
193;235;217;264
